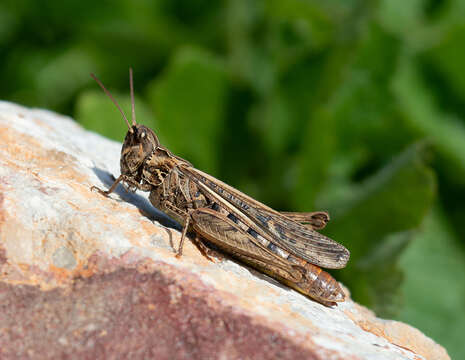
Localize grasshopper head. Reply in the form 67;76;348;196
120;124;160;176
91;69;160;178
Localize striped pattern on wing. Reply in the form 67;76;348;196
191;208;303;283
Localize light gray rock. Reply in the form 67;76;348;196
0;101;450;360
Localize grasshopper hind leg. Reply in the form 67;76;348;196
175;212;215;261
175;215;190;258
189;208;344;305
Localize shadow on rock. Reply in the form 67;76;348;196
91;167;181;230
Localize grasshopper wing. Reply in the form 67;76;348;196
181;166;350;269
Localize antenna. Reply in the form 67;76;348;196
90;73;133;132
129;68;137;126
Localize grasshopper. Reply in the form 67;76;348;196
91;69;350;306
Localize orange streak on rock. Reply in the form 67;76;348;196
48;264;72;283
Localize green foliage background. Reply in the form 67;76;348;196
1;1;464;357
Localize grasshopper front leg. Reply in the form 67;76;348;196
91;174;152;196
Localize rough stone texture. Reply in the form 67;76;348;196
0;101;450;360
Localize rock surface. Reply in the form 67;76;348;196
0;101;450;360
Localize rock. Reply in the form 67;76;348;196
0;101;450;360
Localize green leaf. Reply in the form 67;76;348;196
426;23;465;101
248;91;293;155
265;0;336;50
293;107;337;209
147;47;228;174
0;2;20;44
324;143;436;315
393;57;465;182
377;0;426;37
34;46;98;109
225;0;275;95
293;24;405;210
398;208;465;360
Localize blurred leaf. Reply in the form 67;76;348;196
249;91;293;155
265;0;336;52
377;0;426;36
82;1;191;70
356;231;414;316
35;46;99;109
426;24;465;102
328;143;435;255
324;143;436;315
76;89;154;142
294;23;406;210
225;0;275;95
329;23;408;160
2;48;53;107
393;57;465;183
0;2;20;44
3;44;100;112
147;47;228;174
293;108;337;209
398;208;465;360
357;230;414;269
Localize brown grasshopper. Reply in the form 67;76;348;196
90;69;350;306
